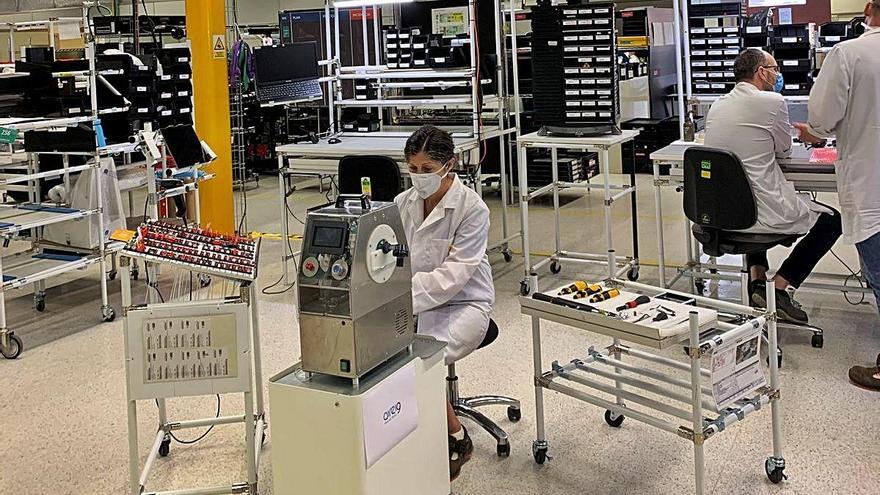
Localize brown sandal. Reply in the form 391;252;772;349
448;427;474;481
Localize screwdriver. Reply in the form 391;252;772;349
589;288;620;303
616;295;650;312
559;281;588;295
573;284;604;299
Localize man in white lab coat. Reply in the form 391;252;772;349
794;1;880;391
704;49;842;324
395;125;495;479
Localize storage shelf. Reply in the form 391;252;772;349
0;162;97;185
2;250;102;291
338;68;475;80
0;204;99;237
336;96;473;108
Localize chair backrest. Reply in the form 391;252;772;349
683;147;757;231
337;155;403;202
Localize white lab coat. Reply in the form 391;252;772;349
395;174;495;365
704;82;825;234
806;28;880;244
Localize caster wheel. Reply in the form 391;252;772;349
520;280;531;296
108;270;117;281
503;251;513;263
159;439;170;458
811;334;824;349
765;459;787;484
0;333;23;359
35;299;45;312
533;448;548;465
604;410;625;428
102;307;116;322
627;267;640;282
497;442;510;457
549;261;562;274
695;281;706;293
507;406;522;422
199;274;212;288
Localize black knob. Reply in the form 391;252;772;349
394;244;409;267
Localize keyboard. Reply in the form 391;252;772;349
258;79;322;103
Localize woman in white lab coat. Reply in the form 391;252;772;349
395;125;495;480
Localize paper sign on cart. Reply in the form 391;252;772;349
711;327;766;410
362;360;418;468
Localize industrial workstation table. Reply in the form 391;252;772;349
516;129;641;297
520;276;787;495
649;140;868;305
275;130;519;286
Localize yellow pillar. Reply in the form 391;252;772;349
186;0;234;233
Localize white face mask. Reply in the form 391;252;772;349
411;161;450;199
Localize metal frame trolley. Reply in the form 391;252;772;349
515;130;641;297
119;227;266;495
520;272;787;494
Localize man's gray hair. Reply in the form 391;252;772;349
733;49;768;83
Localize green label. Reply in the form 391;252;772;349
700;160;711;170
0;127;17;144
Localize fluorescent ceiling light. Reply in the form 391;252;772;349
334;0;414;8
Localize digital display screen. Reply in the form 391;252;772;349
312;226;345;249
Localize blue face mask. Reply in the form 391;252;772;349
773;72;785;93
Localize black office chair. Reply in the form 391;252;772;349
683;147;824;354
446;319;521;458
337;155;403;202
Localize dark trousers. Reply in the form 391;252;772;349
746;207;843;288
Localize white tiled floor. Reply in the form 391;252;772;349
1;174;877;495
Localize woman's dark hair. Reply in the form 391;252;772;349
404;125;455;165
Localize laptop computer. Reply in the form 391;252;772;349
254;42;323;105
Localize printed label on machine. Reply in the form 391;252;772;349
362;360;419;468
710;327;766;410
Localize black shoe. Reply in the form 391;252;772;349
752;285;809;325
749;280;767;308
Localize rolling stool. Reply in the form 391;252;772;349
684;147;825;366
446;319;521;457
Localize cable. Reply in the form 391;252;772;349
140;0;159;45
829;248;868;305
156;395;221;445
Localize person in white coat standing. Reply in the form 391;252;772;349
395;125;495;479
794;1;880;391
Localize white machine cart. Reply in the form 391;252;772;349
118;243;266;495
521;272;787;494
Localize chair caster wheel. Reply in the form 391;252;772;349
503;250;513;263
520;280;531;296
507;406;521;422
627;267;639;281
497;442;510;457
549;261;561;274
811;333;823;348
199;274;212;288
159;438;171;457
604;410;624;428
0;333;23;359
102;307;116;322
695;281;706;293
35;299;45;312
108;269;117;281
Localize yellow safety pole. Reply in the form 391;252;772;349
186;0;234;233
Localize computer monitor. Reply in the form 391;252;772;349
161;125;207;169
253;42;320;85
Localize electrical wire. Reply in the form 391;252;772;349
156;395;221;445
829;248;868;305
140;0;159;45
